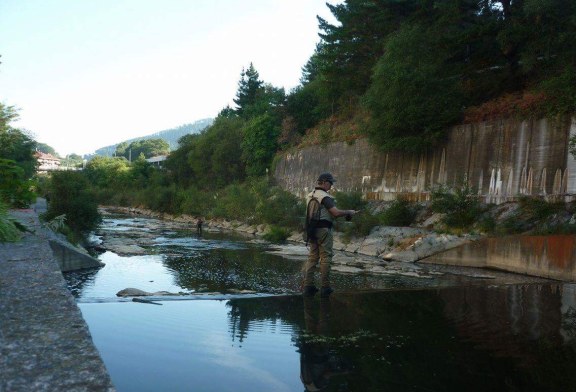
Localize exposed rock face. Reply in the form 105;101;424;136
382;232;480;262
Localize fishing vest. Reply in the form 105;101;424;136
306;189;335;224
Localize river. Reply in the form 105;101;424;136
64;214;576;391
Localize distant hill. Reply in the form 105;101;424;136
92;118;213;157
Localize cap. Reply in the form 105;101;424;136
317;172;336;184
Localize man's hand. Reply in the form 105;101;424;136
346;210;360;221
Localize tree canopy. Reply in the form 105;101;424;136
0;103;37;178
115;138;170;160
36;143;58;157
304;0;576;151
233;63;264;118
0;103;37;207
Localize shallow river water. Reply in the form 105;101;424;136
65;215;576;391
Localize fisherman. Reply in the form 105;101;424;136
302;172;359;297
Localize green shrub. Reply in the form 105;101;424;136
262;225;290;243
498;213;527;235
476;215;497;234
91;187;116;205
489;197;566;235
517;196;564;221
380;199;418;226
212;183;258;222
255;185;304;229
340;210;381;238
333;191;367;211
44;172;101;236
430;184;483;229
0;158;37;208
180;186;214;216
43;214;67;233
140;184;182;213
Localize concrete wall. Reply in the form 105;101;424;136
274;117;574;203
48;239;105;272
423;235;576;281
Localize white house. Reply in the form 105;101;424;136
35;152;61;172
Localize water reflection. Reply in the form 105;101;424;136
299;297;351;391
223;284;576;391
80;284;576;391
71;215;576;390
66;268;99;297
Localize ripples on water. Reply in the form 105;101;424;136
68;215;576;391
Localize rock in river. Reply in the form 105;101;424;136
116;288;180;297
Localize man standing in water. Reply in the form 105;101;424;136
302;172;359;297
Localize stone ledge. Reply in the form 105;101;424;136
0;209;115;392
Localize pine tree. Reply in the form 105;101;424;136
233;63;263;117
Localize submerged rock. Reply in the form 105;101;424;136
100;237;148;256
132;298;163;305
228;289;258;294
116;288;181;297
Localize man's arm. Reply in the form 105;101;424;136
327;206;359;218
322;197;359;218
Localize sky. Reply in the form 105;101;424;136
0;0;341;156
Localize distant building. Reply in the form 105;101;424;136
35;152;61;172
146;155;167;168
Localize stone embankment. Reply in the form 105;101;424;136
0;208;115;392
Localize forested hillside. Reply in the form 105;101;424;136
294;0;576;151
93;118;213;157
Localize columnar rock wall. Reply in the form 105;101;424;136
274;117;575;203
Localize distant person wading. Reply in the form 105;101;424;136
302;173;359;297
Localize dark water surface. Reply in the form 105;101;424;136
67;216;576;391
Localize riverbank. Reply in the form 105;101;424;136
99;205;480;261
0;207;115;391
98;205;565;284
